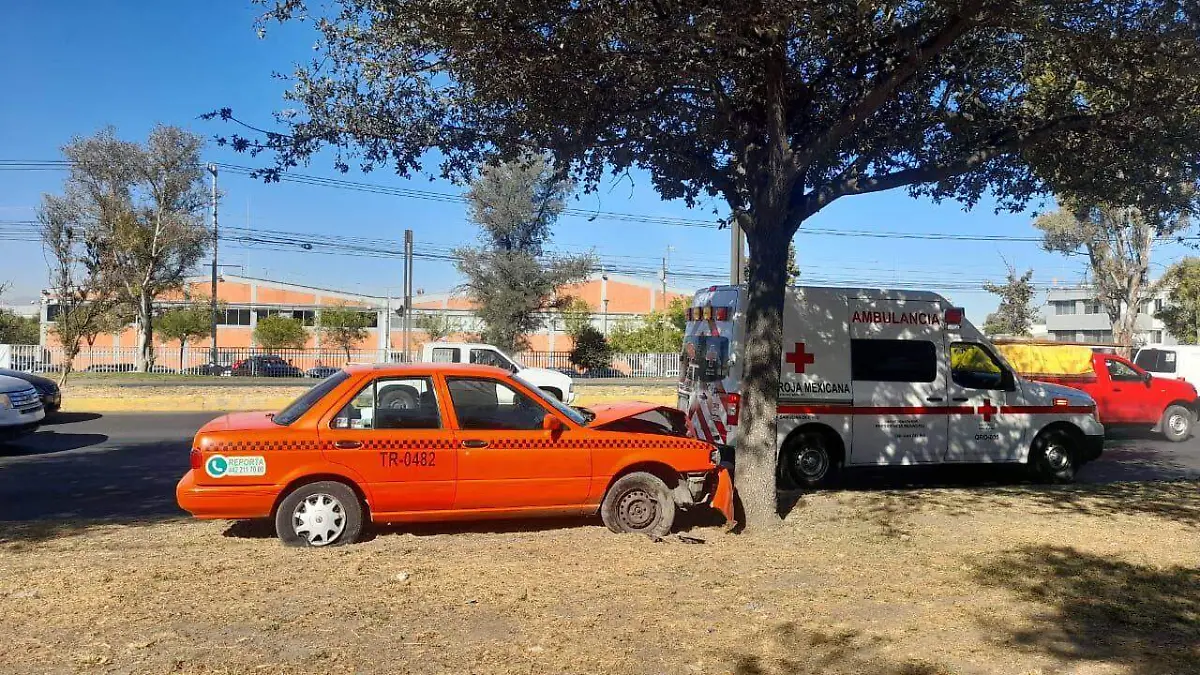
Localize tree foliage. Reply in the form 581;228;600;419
1156;258;1200;345
569;325;613;373
982;263;1037;337
558;297;594;339
230;0;1200;528
317;303;371;359
610;311;685;353
254;314;308;350
453;155;594;351
413;311;459;342
42;126;210;371
158;300;216;367
1036;199;1186;346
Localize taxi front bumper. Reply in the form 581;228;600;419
176;469;278;519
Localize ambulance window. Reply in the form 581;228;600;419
850;340;937;382
950;343;1005;390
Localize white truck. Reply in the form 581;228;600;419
417;342;576;403
678;286;1105;485
0;373;45;442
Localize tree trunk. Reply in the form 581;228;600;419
735;224;791;530
135;292;155;372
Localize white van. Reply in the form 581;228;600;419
417;342;575;403
1134;344;1200;384
677;286;1105;485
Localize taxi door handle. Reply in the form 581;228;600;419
334;440;362;449
461;439;489;449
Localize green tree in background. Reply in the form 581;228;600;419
558;297;594;340
413;311;459;343
318;303;371;360
254;314;308;350
982;264;1038;337
610;311;684;353
453;155;594;351
1157;258;1200;345
569;325;612;373
159;300;216;369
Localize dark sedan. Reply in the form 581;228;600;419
231;355;304;378
0;368;61;414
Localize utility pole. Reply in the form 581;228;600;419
729;222;745;285
207;164;219;368
402;230;414;360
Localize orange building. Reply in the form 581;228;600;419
40;273;693;354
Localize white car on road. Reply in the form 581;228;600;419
0;374;45;442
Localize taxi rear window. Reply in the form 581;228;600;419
274;371;349;425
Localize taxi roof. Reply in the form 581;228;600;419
340;362;513;378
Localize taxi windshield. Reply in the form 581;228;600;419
274;370;349;425
516;373;585;426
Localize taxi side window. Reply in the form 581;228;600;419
332;377;441;430
950;343;1005;390
446;377;546;431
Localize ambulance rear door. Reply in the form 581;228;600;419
848;299;949;465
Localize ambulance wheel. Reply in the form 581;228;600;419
1029;429;1077;483
600;472;676;538
275;481;364;547
1160;405;1192;442
781;430;837;489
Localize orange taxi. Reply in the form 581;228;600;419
177;363;734;546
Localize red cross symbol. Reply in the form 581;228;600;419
785;342;816;374
977;398;999;422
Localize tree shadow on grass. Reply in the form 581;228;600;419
974;545;1200;675
722;622;951;675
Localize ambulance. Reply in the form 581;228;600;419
678;286;1105;485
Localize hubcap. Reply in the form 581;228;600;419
794;447;828;478
1169;413;1188;434
1043;443;1070;471
617;489;658;530
292;493;346;546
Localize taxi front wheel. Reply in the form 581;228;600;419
275;481;364;547
600;472;676;538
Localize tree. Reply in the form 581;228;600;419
982;263;1037;337
231;1;1200;529
452;155;594;351
47;126;210;372
558;297;594;340
413;311;459;343
1036;200;1186;347
254;315;308;350
569;325;613;373
39;198;115;383
317;303;370;360
158;301;215;369
609;312;684;353
1156;258;1200;345
745;242;801;286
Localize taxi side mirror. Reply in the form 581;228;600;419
542;415;565;436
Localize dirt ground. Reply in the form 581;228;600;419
1;481;1196;675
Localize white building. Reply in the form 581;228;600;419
1043;286;1173;345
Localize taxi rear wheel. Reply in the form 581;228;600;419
600;472;676;538
275;481;364;547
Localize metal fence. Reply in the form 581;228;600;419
0;344;681;379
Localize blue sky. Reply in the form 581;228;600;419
2;1;1190;320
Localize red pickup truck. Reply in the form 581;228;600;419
1021;352;1198;442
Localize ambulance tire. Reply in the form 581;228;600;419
275;481;364;547
600;472;676;538
1160;405;1192;442
780;430;839;489
1029;428;1077;484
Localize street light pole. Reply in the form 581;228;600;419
208;164;219;368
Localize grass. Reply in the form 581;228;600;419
1;481;1196;674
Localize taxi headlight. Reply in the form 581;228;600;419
0;394;11;410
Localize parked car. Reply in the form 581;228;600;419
1134;344;1200;384
0;368;61;415
231;355;304;378
182;363;233;376
581;367;625;379
417;342;575;402
176;362;733;546
0;374;44;442
306;366;342;379
83;363;136;373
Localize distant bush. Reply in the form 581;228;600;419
570;325;612;372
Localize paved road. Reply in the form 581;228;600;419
1;413;1198;523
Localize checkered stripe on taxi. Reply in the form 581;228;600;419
201;438;328;452
353;438;457;450
479;437;712;450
